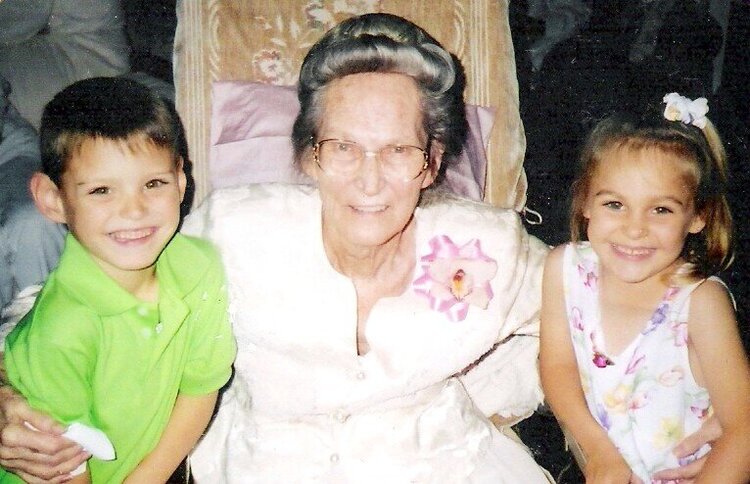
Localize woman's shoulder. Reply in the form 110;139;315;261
419;189;520;220
418;189;549;252
183;183;318;236
416;191;551;287
417;189;525;240
199;183;316;212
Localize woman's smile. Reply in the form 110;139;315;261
350;204;387;213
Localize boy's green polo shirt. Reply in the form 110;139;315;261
3;233;236;483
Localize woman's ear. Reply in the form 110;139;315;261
300;147;320;181
422;142;443;189
29;172;67;224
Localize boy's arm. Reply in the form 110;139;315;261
123;392;218;484
539;246;633;482
685;281;750;484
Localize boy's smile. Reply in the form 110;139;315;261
109;227;158;243
52;137;186;295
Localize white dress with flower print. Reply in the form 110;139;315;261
563;242;712;482
182;184;552;483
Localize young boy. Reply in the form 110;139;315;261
1;77;236;483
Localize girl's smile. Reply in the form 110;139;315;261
583;145;705;286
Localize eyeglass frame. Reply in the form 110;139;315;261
311;137;431;181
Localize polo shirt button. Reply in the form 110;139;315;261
137;306;149;317
330;453;339;463
201;291;209;301
155;323;163;334
356;371;366;380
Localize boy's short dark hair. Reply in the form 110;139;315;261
40;76;183;186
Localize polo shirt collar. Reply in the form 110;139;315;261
54;233;212;317
153;234;211;298
55;234;142;316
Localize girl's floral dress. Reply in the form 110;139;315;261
563;242;712;482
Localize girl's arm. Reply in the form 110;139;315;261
684;280;750;484
540;246;634;483
123;391;218;483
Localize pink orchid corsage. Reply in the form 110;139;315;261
413;235;498;322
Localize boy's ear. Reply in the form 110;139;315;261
176;157;187;202
29;172;68;224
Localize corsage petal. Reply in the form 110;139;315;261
413;235;498;321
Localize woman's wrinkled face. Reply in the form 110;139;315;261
303;72;441;251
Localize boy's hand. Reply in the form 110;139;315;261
650;414;721;482
0;386;88;482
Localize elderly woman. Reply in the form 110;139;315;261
184;14;552;482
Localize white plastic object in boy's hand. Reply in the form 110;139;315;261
24;421;115;476
63;422;116;460
24;421;115;460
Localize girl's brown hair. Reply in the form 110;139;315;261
570;105;733;279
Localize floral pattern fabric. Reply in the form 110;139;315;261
563;242;712;482
251;0;383;84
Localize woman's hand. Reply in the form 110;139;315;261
0;386;88;483
650;414;722;483
584;443;641;484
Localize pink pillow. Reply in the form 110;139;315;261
210;81;494;200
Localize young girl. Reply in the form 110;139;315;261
540;93;750;483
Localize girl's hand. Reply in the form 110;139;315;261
0;386;89;482
585;443;636;484
650;414;722;483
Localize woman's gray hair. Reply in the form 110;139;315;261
292;13;467;170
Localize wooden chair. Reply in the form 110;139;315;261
173;0;528;211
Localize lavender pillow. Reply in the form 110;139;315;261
210;81;494;200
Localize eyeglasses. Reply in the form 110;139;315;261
312;138;430;181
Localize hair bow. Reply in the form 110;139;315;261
662;92;709;129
